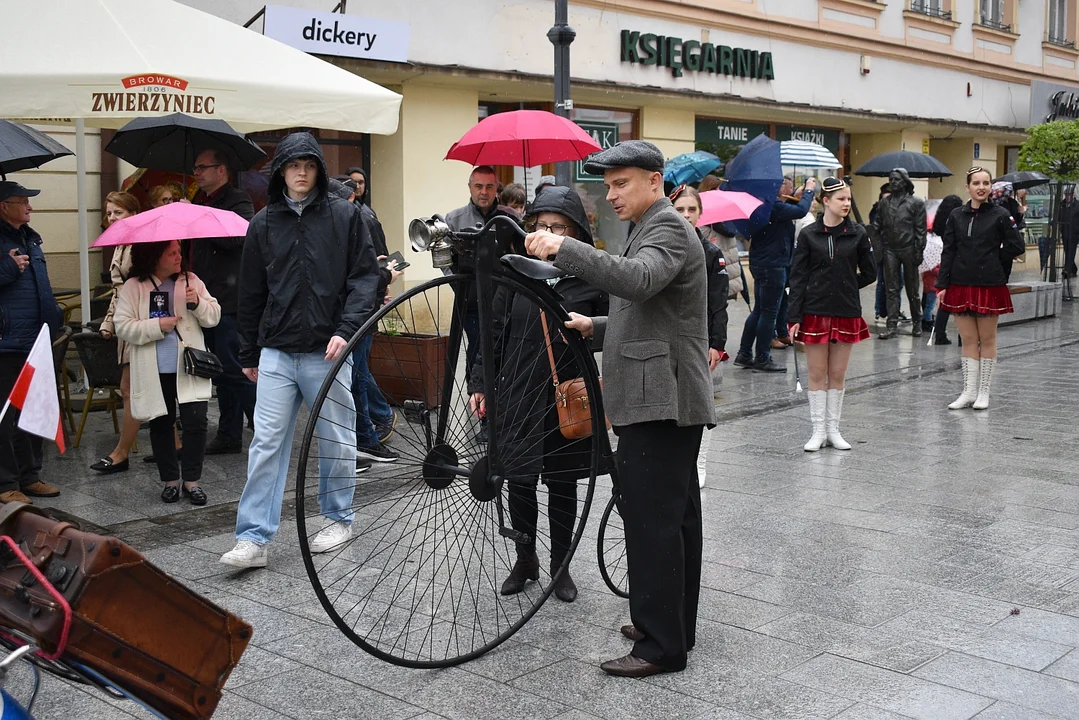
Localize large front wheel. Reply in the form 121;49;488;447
295;272;603;667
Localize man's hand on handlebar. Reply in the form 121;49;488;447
524;230;564;261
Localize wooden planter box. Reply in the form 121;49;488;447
369;332;450;409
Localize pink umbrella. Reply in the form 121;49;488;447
91;202;249;247
445;110;602;166
696;189;764;227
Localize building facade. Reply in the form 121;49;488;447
15;0;1079;289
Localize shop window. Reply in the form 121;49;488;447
241;128;368;213
570;107;637;255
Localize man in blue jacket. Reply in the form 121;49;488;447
734;177;816;372
0;181;62;504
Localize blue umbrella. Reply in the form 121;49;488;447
721;134;783;237
664;150;722;186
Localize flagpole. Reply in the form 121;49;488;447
0;399;10;428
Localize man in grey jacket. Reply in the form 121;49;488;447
526;140;715;678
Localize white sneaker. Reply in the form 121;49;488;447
309;521;353;554
219;540;267;569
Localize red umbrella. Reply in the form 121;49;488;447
696;190;764;227
445;110;602;166
91;202;249;247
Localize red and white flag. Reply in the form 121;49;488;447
4;324;65;454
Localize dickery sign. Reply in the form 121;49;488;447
90;74;215;115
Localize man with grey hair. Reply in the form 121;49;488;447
526;140;714;678
878;167;926;339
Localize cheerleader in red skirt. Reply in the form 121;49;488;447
788;177;876;451
936;167;1024;410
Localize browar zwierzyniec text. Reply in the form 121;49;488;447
620;30;776;80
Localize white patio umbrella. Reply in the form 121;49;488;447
0;0;402;323
780;141;842;170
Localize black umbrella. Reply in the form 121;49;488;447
993;170;1051;190
854;150;952;178
0;120;74;180
105;113;266;173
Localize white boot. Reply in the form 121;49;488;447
972;357;996;410
825;389;851;450
948;357;980;410
803;390;828;452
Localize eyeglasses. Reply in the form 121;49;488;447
192;163;222;173
159;196;176;204
524;221;571;236
1;198;30;206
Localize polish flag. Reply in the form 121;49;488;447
4;325;65;454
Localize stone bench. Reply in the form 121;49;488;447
999;281;1062;325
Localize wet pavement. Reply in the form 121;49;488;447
11;266;1079;719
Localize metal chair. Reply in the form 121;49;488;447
71;332;123;449
50;326;76;438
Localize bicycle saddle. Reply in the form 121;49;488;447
501;254;567;281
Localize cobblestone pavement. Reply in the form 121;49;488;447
12;274;1079;719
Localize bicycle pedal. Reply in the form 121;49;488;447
499;527;531;544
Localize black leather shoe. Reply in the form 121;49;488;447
620;624;645;641
90;457;129;474
161;485;180;503
878;329;898;339
935;335;952;345
600;653;675;678
183;485;207;506
204;437;242;455
733;353;753;368
551;561;577;603
752;360;786;373
500;551;539;595
911;325;923;337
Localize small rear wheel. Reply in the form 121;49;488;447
597;493;629;599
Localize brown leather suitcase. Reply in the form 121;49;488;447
0;502;252;719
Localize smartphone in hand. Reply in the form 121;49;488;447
380;250;410;271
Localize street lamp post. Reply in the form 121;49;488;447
548;0;576;188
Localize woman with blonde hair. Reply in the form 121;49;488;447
148;182;185;208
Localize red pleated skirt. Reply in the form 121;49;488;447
940;284;1013;315
791;315;870;344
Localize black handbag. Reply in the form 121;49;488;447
173;327;223;380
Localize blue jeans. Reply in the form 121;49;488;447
351;334;393;448
205;313;256;445
235;348;356;545
738;266;786;364
923;290;937;323
775;267;790;338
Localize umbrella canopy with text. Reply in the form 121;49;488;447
445;110;602;166
91;202;249;248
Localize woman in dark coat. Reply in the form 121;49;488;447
929;195;965;345
787;178;875;452
936;167;1024;411
469;186;608;603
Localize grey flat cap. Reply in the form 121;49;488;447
582;140;665;174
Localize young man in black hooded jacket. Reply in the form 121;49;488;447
221;132;380;569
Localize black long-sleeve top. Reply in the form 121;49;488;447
788;218;876;324
936;201;1024;289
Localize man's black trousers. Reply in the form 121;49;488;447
0;352;43;493
614;420;703;670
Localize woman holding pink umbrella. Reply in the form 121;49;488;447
114;240;220;504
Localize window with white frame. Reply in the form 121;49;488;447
979;0;1004;25
1049;0;1069;43
911;0;952;17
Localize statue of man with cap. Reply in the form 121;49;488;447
525;140;714;677
0;181;63;504
877;167;926;339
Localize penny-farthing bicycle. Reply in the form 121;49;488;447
294;215;627;668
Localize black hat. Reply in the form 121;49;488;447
582;140;665;175
0;181;40;202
